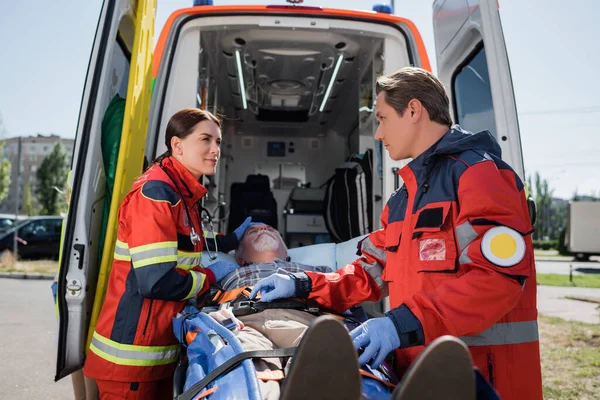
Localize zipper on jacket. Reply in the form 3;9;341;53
142;300;153;336
487;354;495;387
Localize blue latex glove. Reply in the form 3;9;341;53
350;316;401;368
51;282;57;304
249;273;296;302
233;217;262;241
207;261;241;282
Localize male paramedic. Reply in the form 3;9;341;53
251;67;543;400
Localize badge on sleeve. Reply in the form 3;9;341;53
481;226;526;267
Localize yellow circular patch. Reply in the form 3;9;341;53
489;233;517;259
481;226;526;267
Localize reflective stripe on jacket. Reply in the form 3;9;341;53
84;157;216;382
306;127;542;400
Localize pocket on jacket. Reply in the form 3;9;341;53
411;203;457;273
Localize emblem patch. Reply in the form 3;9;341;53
481;226;526;267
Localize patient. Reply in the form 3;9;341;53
181;224;392;400
217;224;332;292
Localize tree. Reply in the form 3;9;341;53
529;172;554;240
0;114;11;204
36;143;68;215
22;183;36;216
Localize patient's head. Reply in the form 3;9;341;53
235;224;288;265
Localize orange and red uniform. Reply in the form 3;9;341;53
84;157;224;392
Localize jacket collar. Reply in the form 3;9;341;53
403;125;500;185
159;156;207;206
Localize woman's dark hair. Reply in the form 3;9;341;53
153;108;221;163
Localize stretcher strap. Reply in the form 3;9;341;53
177;347;297;400
359;369;397;389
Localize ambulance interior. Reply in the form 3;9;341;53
147;16;413;247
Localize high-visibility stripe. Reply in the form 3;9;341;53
114;253;132;262
129;241;178;254
184;270;206;300
176;263;196;271
362;236;386;263
459;244;472;265
114;240;131;261
456;221;478;252
357;237;386;290
178;250;201;258
115;239;129;251
177;250;202;271
177;250;201;270
460;320;539;346
130;242;178;269
89;331;179;366
133;255;178;268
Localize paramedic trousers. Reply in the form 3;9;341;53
95;378;172;400
237;309;318;400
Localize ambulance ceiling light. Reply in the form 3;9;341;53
235;50;248;110
319;54;343;113
193;0;213;5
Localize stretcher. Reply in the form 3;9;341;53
172;236;398;400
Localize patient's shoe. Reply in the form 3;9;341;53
281;315;361;400
392;335;475;400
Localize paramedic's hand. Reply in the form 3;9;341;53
350;317;401;369
207;261;240;282
249;273;295;302
233;217;262;241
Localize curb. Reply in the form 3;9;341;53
0;271;54;280
535;257;576;262
565;296;600;305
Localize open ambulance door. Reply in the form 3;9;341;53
432;0;524;180
55;0;155;381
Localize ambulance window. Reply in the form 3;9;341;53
452;45;497;138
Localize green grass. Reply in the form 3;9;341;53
539;315;600;399
537;273;600;289
534;250;564;257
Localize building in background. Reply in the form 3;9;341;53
0;134;74;214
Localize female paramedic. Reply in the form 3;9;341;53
84;108;255;399
251;68;543;400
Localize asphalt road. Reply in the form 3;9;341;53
0;278;72;399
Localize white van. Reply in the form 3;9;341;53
55;0;526;381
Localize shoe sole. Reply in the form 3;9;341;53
281;315;361;400
393;335;475;400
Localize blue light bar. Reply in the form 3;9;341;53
193;0;213;6
372;4;392;14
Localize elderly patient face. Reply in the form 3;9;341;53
235;224;288;265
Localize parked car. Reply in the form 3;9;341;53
0;213;28;233
0;216;64;259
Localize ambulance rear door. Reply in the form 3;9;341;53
55;0;155;381
432;0;524;179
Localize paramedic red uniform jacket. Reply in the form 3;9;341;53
85;157;217;383
304;127;543;400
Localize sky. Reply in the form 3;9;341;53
0;0;598;199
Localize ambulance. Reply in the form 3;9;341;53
55;0;527;381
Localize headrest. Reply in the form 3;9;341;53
245;174;270;191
